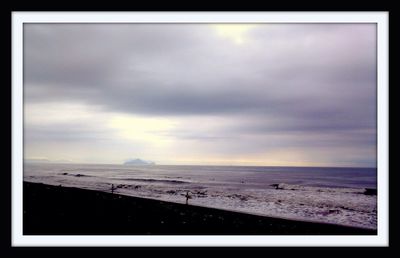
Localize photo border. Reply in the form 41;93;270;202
11;11;389;247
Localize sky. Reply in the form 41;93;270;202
23;23;377;167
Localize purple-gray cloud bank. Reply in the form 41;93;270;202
24;24;377;167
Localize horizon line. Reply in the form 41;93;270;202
23;160;377;169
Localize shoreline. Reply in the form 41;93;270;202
23;181;376;235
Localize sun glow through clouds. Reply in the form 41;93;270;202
212;24;256;45
108;115;176;147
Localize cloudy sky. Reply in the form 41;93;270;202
24;23;377;167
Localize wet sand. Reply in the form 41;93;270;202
23;182;376;235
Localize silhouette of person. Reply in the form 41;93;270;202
185;191;191;205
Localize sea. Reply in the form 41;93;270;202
24;163;377;230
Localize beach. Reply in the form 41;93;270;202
23;182;376;235
24;163;377;230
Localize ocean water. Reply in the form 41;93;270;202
23;163;377;230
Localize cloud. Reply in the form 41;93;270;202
23;23;377;166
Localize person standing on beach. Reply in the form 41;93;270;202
185;191;191;205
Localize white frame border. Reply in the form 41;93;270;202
12;11;389;247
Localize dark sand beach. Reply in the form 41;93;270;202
23;182;376;235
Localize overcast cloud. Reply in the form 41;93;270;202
24;23;377;167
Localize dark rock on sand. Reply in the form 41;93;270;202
364;188;377;195
271;184;284;190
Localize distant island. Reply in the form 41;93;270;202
123;158;155;166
